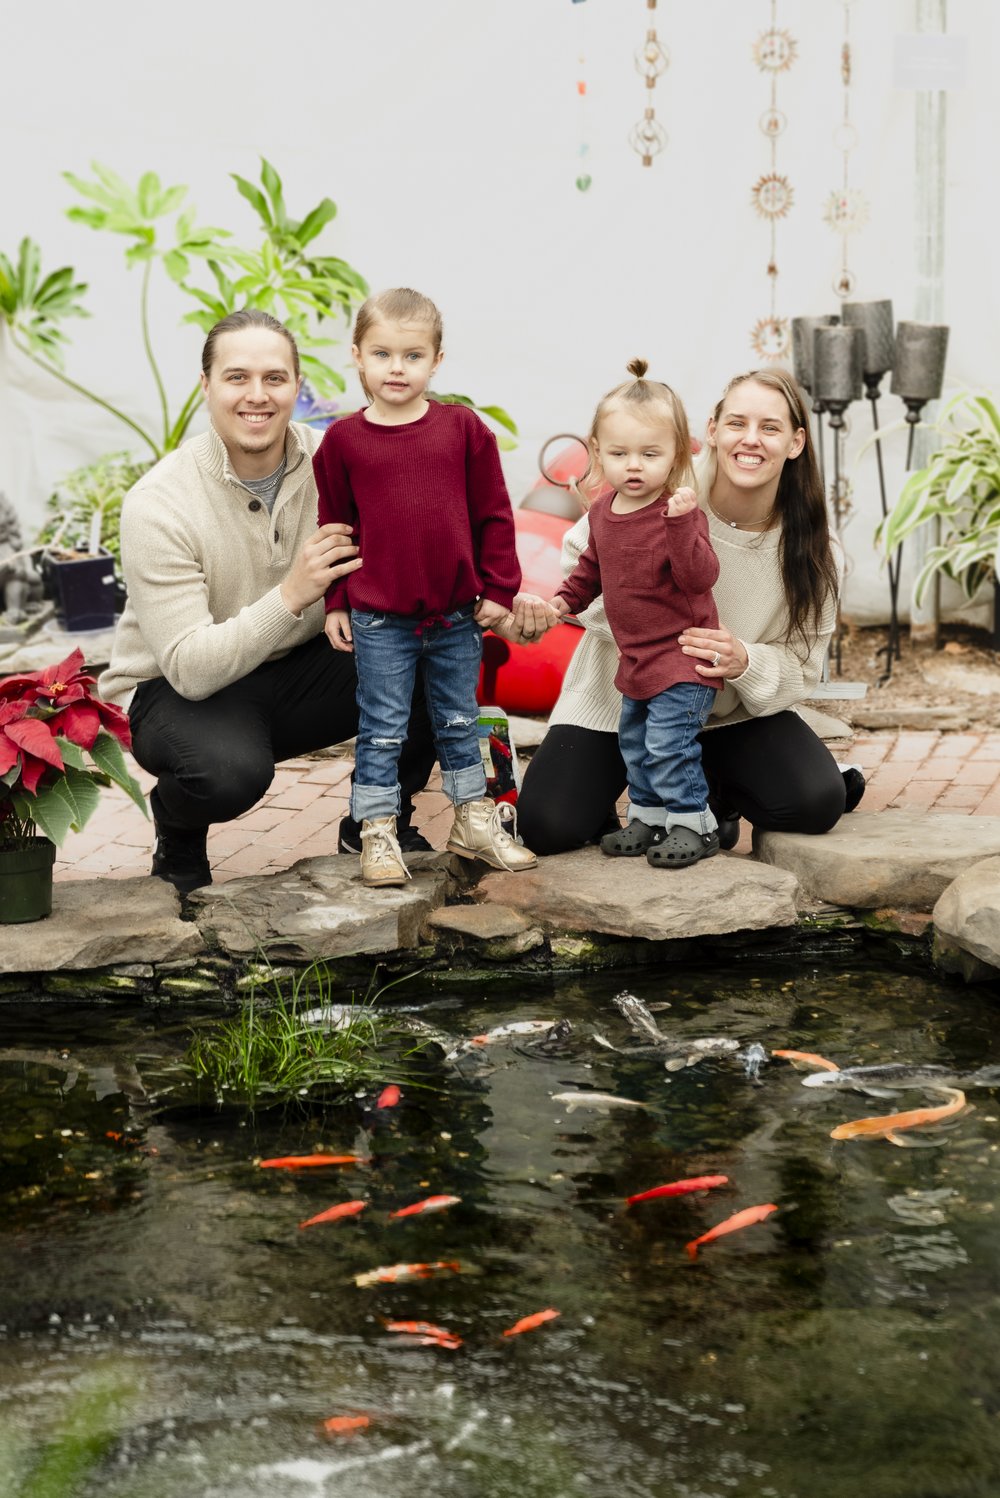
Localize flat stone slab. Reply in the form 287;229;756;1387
756;810;1000;910
2;877;204;974
933;855;1000;975
476;848;799;940
190;853;452;960
425;903;534;939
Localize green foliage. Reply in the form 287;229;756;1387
2;157;518;458
37;451;150;568
8;1368;132;1498
878;391;1000;606
184;962;428;1107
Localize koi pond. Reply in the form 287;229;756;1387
3;954;1000;1497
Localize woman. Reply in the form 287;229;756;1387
517;367;864;855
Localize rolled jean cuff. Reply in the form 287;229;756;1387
628;803;667;828
351;781;401;821
666;807;718;836
443;763;488;806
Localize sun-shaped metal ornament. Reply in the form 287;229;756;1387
751;173;794;220
822;188;869;234
752;28;798;73
750;315;790;361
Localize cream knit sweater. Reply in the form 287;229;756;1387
100;422;325;709
549;506;840;735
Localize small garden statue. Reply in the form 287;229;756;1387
0;491;45;628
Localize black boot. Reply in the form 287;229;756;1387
150;789;212;894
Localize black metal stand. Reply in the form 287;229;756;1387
865;375;902;685
825;402;849;676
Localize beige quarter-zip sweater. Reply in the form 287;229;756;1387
100;422;325;709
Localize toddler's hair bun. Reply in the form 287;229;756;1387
627;358;649;379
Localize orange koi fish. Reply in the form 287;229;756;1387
627;1175;728;1206
353;1260;463;1288
830;1086;966;1145
685;1203;778;1260
502;1308;561;1338
384;1319;463;1348
772;1049;840;1072
389;1194;461;1220
376;1085;401;1109
321;1414;370;1437
258;1154;371;1169
299;1199;367;1230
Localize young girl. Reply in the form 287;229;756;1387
313;287;536;887
547;360;722;869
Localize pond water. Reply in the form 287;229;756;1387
2;956;1000;1498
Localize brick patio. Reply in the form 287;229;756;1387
52;727;1000;885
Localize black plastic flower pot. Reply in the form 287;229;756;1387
0;837;55;923
42;547;118;632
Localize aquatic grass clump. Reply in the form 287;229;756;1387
185;962;426;1107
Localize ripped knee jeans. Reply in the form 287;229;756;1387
349;602;487;820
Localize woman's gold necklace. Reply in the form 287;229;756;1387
708;497;776;531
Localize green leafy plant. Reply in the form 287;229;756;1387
1;158;517;459
0;647;146;848
37;451;150;569
878;391;1000;606
184;962;427;1107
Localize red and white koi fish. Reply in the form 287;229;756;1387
627;1175;729;1206
685;1203;778;1260
298;1199;367;1230
502;1308;561;1338
772;1049;840;1072
388;1194;461;1220
258;1154;371;1169
446;1021;558;1059
376;1085;401;1109
830;1086;966;1145
384;1319;462;1348
353;1260;463;1288
321;1414;371;1436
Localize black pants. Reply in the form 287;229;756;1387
517;713;847;856
128;634;436;834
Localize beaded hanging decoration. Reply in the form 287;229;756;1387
630;0;669;167
573;0;592;191
823;0;869;297
749;1;798;360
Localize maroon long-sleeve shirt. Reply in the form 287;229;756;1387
314;401;520;617
555;495;721;700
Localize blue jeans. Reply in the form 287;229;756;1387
350;604;487;821
618;682;718;836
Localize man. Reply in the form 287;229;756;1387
99;308;438;892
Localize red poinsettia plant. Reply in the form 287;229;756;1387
0;647;147;848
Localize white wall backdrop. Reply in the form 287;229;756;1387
1;0;995;623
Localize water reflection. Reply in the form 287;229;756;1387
2;962;1000;1496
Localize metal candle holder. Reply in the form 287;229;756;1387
842;300;900;681
813;325;864;675
791;313;839;487
891;320;950;464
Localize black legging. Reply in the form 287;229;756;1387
517;713;846;856
129;633;436;833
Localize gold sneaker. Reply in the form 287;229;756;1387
360;816;411;888
446;799;538;872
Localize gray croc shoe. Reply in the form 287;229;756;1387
646;827;720;869
600;819;663;858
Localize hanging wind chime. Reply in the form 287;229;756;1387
630;0;669;167
824;0;869;298
573;0;592;191
749;2;798;360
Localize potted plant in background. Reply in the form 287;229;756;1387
878;391;1000;636
0;647;146;922
37;452;150;629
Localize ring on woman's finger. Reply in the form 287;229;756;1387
712;651;722;667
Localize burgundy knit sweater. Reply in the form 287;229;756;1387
555;495;721;700
314;401;520;617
